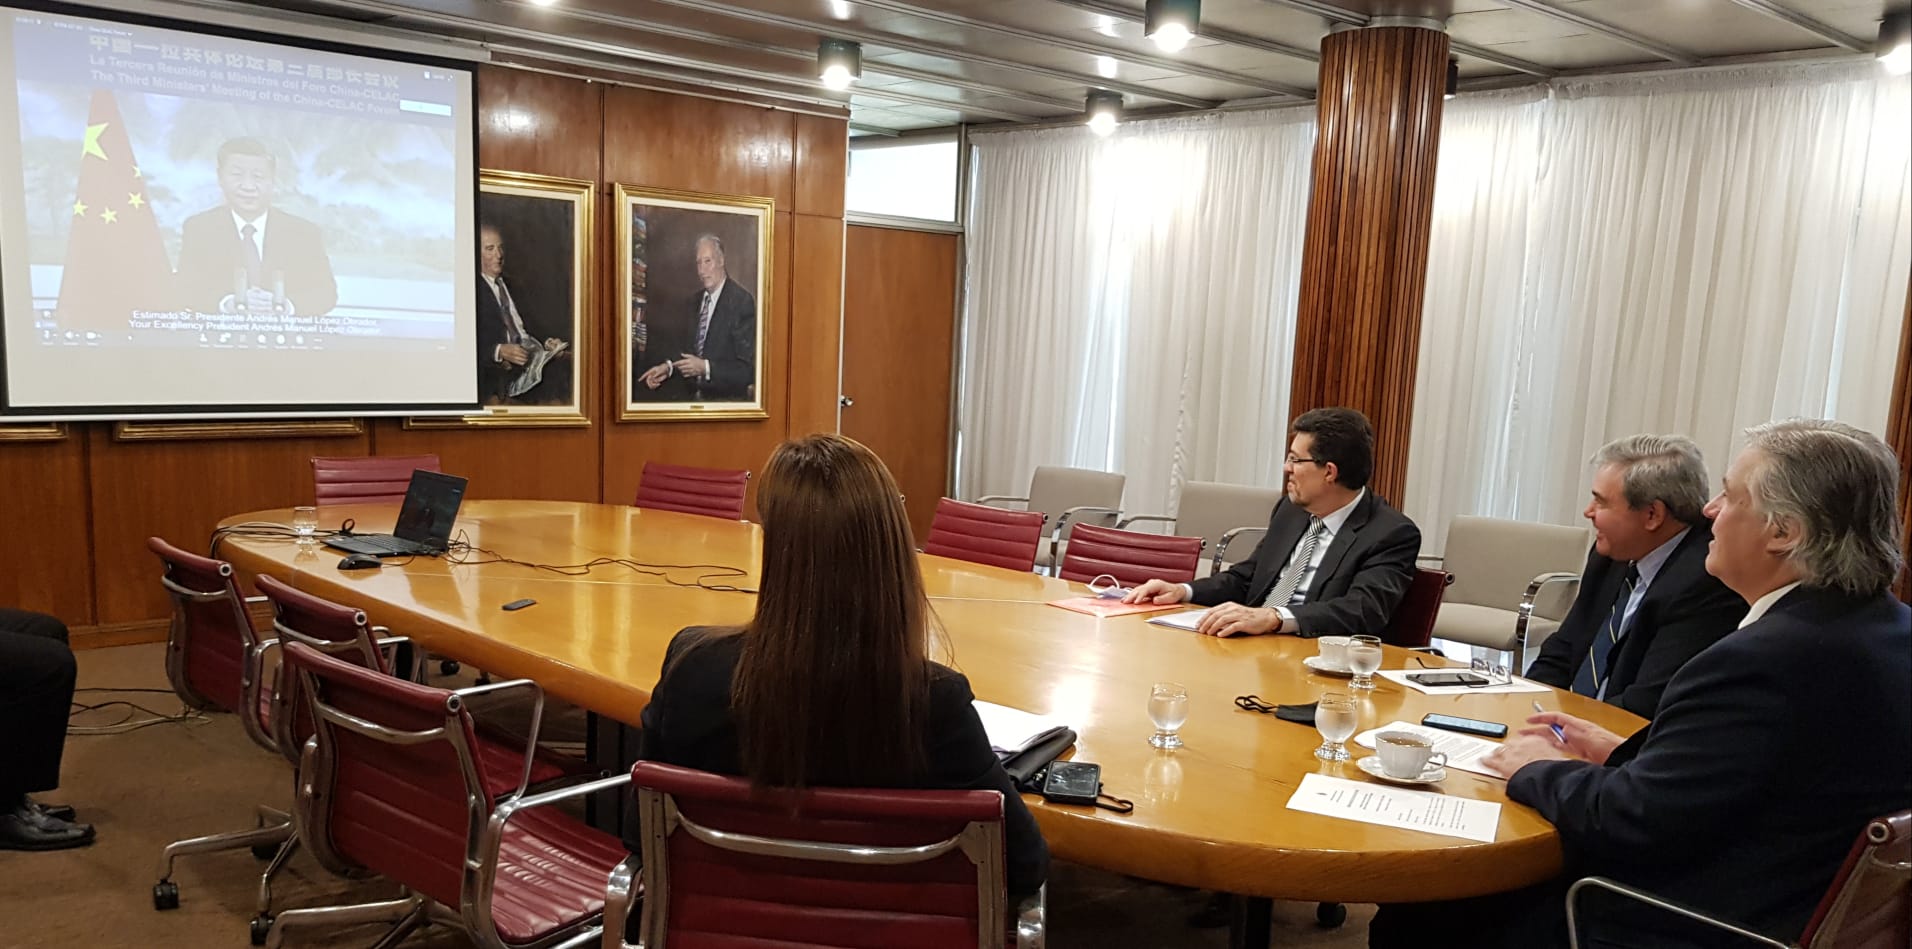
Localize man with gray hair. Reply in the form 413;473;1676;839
638;233;757;401
1525;434;1743;717
1444;419;1911;949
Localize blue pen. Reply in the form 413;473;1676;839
1532;700;1566;744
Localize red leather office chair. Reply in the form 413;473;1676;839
606;761;1046;949
263;642;629;949
1568;810;1911;949
147;537;293;913
922;498;1048;573
633;462;751;520
1383;567;1453;648
310;454;442;506
1057;523;1204;588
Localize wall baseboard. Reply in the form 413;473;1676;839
70;619;170;650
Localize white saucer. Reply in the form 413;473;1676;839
1356;755;1446;786
1303;656;1353;677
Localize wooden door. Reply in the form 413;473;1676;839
839;225;961;539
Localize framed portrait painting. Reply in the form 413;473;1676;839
409;169;593;429
616;185;773;421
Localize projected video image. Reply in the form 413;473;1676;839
13;14;461;350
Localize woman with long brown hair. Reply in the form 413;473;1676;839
625;433;1048;898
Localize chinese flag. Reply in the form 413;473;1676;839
52;89;175;334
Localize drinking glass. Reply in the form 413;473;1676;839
1347;635;1383;690
292;506;319;547
1147;682;1189;749
1314;691;1357;761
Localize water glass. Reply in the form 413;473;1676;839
292;505;318;547
1147;682;1189;749
1314;691;1357;761
1347;635;1383;690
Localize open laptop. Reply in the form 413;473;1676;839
324;470;468;557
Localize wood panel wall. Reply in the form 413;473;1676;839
1288;26;1448;505
0;65;848;645
1892;287;1911;605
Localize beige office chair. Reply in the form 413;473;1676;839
1426;515;1590;672
978;465;1125;574
1119;480;1284;578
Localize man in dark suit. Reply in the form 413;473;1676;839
638;234;756;402
1373;419;1910;949
476;223;573;405
1525;434;1744;718
1124;407;1420;637
175;138;336;318
0;609;94;852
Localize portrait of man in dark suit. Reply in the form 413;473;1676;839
638;233;757;402
477;221;573;406
174;138;337;318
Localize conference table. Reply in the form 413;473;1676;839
216;500;1645;945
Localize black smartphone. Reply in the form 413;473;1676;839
1407;671;1492;688
1040;761;1102;806
1421;713;1509;739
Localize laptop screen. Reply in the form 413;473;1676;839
392;470;468;547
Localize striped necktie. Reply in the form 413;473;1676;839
1572;563;1640;698
1261;518;1326;609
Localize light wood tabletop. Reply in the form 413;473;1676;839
215;500;1645;903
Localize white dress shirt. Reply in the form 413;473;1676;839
1736;581;1802;629
1182;488;1367;627
231;209;268;259
481;273;533;363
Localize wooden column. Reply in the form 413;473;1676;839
1288;24;1449;504
1891;286;1912;604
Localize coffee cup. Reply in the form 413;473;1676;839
1375;731;1448;779
1316;636;1352;670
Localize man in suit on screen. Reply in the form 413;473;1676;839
638;234;756;401
175;138;336;318
1123;407;1421;637
476;223;573;405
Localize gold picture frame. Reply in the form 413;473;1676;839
615;184;773;422
112;418;363;442
409;170;595;429
0;422;70;442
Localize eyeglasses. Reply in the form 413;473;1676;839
1284;453;1328;467
1234;694;1279;714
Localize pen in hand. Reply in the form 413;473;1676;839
1533;700;1567;745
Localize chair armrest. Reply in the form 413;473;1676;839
1415;554;1445;567
603;853;642;949
1050;506;1123;570
976;495;1029;510
1211;526;1268;576
370;634;417;682
242;636;283;753
1116;514;1174;531
1516;572;1582;644
469;772;636;949
1015;885;1047;949
1565;877;1789;949
453;678;547;799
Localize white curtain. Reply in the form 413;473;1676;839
1408;62;1912;553
959;109;1316;518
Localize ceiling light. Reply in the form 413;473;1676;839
1095;14;1120;38
526;0;558;6
1096;55;1119;79
1145;0;1199;53
1445;58;1459;100
829;0;853;20
1085;90;1122;136
1880;10;1911;76
818;39;862;91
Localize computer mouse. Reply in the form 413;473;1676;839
337;553;384;570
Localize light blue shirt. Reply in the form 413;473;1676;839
1597;525;1689;700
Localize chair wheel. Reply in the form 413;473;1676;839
250;914;273;946
438;660;460;676
153;881;180;910
251;842;280;861
1315;901;1347;928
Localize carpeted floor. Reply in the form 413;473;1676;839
0;642;1374;949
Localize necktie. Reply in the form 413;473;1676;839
495;280;521;344
1261;519;1327;609
696;291;714;355
240;223;263;285
1572;564;1641;698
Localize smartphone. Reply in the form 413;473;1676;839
1040;761;1102;806
1406;671;1492;688
1420;713;1509;739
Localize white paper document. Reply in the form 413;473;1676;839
973;700;1069;755
1355;721;1505;778
1287;772;1502;843
1378;668;1550;695
1145;608;1209;631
